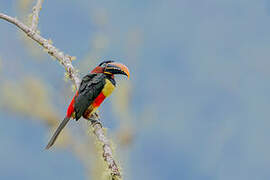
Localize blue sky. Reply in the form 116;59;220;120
1;0;270;179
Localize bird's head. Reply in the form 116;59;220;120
91;60;130;79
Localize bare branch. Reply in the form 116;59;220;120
0;11;122;179
90;115;122;178
31;0;43;31
0;13;80;88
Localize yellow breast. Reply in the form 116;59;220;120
102;79;115;97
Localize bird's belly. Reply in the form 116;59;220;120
83;79;115;119
83;105;98;119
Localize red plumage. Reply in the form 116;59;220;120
92;92;106;108
66;91;78;118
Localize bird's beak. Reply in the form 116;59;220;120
104;62;130;79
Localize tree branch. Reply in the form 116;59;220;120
89;114;122;178
0;13;81;88
31;0;43;31
0;8;122;179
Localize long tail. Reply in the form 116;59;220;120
45;116;70;149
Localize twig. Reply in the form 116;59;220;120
31;0;43;31
0;7;122;179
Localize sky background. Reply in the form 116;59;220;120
1;0;270;179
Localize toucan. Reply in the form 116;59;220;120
46;60;130;149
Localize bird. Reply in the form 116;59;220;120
45;60;130;149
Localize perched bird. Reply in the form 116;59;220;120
46;60;130;149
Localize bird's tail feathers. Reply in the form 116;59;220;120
45;116;70;150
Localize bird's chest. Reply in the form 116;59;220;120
102;79;115;97
83;79;115;118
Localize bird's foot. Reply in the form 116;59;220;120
92;112;100;120
87;112;102;126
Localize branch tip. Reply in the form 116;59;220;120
31;0;43;31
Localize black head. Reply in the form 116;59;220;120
91;60;130;78
98;60;115;67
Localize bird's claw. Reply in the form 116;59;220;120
87;112;102;126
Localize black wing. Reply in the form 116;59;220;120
74;73;106;120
